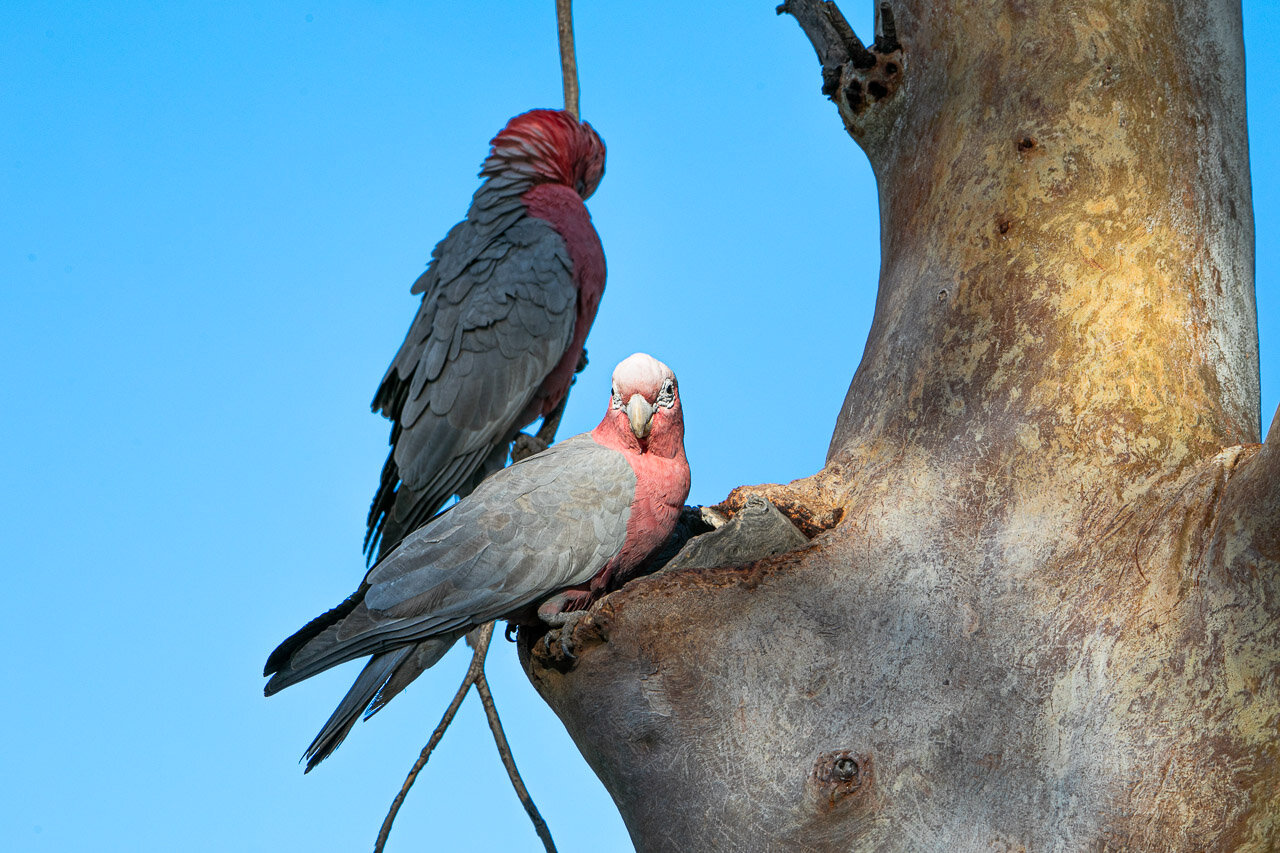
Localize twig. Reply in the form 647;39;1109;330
373;624;494;853
556;0;579;119
476;667;558;852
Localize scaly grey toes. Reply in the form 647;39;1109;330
552;610;591;662
511;432;549;463
536;609;590;664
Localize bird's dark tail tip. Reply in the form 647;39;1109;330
264;584;370;680
299;647;413;771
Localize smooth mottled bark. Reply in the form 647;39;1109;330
523;1;1279;849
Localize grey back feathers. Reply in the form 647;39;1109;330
367;178;579;558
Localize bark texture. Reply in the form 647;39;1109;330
523;1;1279;849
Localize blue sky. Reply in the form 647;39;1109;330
2;3;1275;851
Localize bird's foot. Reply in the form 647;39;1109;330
511;432;550;463
548;612;589;663
575;348;589;374
534;590;598;669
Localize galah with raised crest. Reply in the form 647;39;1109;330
367;108;607;562
265;353;690;769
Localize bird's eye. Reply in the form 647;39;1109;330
657;380;675;407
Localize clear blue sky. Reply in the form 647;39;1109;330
2;3;1276;851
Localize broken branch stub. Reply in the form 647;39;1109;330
780;0;905;144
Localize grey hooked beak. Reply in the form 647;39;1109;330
626;394;654;440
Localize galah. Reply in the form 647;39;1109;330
265;353;690;770
366;108;608;562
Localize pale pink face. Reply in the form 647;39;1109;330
607;353;682;451
481;109;606;199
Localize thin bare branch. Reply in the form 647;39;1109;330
373;625;494;853
556;0;579;119
476;667;558;852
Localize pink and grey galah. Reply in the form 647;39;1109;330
366;108;608;562
265;353;690;769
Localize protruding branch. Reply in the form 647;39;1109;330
781;0;905;123
374;623;557;852
556;0;579;119
778;0;873;69
374;625;495;853
826;2;876;68
475;668;558;852
876;2;901;53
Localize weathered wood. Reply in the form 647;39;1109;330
524;1;1277;849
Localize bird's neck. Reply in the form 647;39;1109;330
470;174;536;212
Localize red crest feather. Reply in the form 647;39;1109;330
481;109;606;199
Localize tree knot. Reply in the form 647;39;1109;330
810;750;874;811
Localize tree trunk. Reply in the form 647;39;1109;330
522;1;1280;849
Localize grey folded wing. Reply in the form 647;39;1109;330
268;434;635;692
367;208;579;555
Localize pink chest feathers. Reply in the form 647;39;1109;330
522;183;607;415
624;450;691;558
594;444;691;591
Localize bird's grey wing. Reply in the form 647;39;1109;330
367;212;579;557
266;435;634;692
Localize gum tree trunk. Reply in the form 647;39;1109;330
523;1;1280;849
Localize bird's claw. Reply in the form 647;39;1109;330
535;590;595;668
541;610;590;665
511;432;549;462
575;348;589;374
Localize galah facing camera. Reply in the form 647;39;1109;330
367;108;608;562
265;354;690;770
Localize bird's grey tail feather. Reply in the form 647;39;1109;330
366;633;462;717
301;634;461;771
302;647;412;772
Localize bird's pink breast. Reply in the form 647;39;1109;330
587;428;691;591
521;183;607;416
